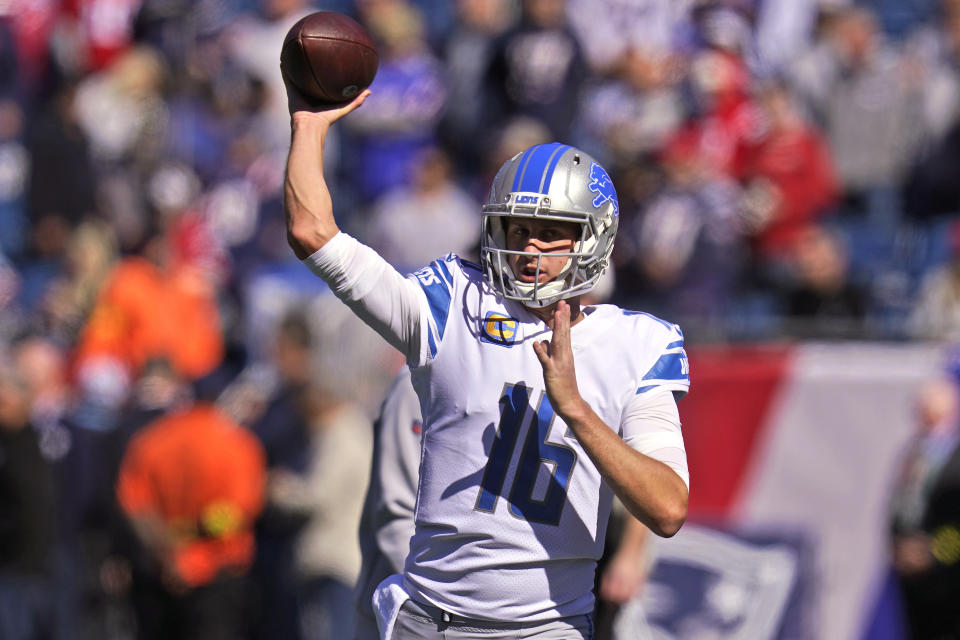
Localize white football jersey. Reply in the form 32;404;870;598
402;254;689;621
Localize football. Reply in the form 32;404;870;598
280;11;379;105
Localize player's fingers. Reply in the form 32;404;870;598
552;301;571;350
533;340;551;367
330;89;371;119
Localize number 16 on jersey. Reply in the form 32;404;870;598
474;383;578;526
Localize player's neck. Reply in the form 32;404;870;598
531;298;583;328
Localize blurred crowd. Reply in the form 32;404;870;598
2;0;960;638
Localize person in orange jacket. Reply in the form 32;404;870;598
116;398;266;640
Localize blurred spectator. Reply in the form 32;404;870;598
368;147;480;273
790;6;926;216
57;0;143;73
106;358;192;627
116;397;266;640
577;47;685;166
239;310;315;640
42;220;118;345
901;1;960;151
485;0;589;140
621;132;744;323
470;115;552;205
888;376;960;639
245;310;313;473
737;80;839;262
73;46;168;168
670;47;760;179
229;0;315;153
754;0;823;75
909;220;960;340
904;113;960;220
112;357;191;451
567;0;693;75
0;360;58;640
73;220;224;410
1;0;60;96
903;1;960;222
266;380;372;640
13;336;73;462
24;81;98;290
169;32;268;185
304;286;407;421
13;335;96;640
781;225;868;339
345;0;447;203
439;0;514;172
689;1;758;59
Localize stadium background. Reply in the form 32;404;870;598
0;0;957;638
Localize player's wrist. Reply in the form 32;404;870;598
291;110;332;131
555;396;592;425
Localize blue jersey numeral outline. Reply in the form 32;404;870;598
474;383;578;526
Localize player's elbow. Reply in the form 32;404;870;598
286;224;312;260
286;218;327;260
646;489;688;538
652;501;687;538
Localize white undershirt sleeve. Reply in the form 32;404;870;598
621;389;689;489
302;232;427;365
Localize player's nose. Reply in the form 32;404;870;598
523;237;549;253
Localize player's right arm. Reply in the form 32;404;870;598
283;81;370;258
283;80;434;366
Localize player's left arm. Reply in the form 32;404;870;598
600;512;652;604
533;301;688;538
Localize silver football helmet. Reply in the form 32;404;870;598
480;143;620;308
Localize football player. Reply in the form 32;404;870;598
352;368;656;640
284;88;690;639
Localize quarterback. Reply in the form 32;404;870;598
284;88;690;639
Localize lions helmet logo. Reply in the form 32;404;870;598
588;162;618;218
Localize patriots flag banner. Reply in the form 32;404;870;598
615;343;942;640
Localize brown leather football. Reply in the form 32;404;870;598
280;11;379;105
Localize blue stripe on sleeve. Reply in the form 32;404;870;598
665;339;685;350
636;384;659;395
417;263;453;342
642;351;689;382
427;329;438;358
436;259;453;286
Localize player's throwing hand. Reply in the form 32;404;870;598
283;71;371;123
